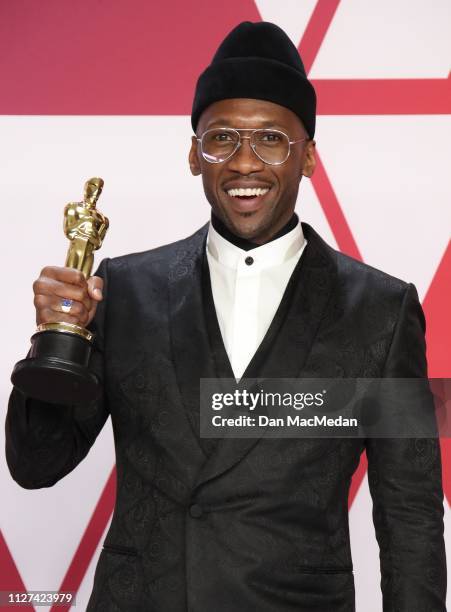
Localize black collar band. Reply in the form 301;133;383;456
210;212;299;251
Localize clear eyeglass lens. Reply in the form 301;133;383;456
201;129;290;164
252;130;290;164
202;129;240;162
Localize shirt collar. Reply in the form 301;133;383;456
206;217;305;271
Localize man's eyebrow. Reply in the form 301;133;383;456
205;119;291;131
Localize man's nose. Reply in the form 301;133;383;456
227;137;265;174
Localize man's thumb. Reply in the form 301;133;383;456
87;276;104;301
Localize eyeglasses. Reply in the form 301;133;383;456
196;128;306;166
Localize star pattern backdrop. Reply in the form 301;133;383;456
0;1;450;610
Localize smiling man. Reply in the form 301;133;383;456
6;21;446;612
190;97;315;243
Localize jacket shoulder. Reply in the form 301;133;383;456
96;223;208;277
303;222;410;298
334;248;409;295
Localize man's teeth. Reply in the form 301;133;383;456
227;187;269;197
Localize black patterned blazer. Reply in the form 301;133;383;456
5;223;446;611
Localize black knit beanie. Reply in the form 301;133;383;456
191;21;316;138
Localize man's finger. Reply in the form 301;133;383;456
34;277;92;311
87;276;104;301
40;266;86;286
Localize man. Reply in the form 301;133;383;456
5;21;446;611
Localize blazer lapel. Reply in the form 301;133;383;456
245;223;337;380
194;222;338;489
167;224;220;456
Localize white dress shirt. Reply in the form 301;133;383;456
206;218;307;379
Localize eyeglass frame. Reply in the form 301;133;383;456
195;127;307;166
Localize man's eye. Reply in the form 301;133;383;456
214;132;234;142
261;132;282;142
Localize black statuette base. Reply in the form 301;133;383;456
11;330;100;404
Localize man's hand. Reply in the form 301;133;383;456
33;266;103;327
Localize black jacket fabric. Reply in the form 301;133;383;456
5;223;446;611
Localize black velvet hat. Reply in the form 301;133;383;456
191;21;316;138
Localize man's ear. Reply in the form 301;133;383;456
301;139;316;178
189;136;202;176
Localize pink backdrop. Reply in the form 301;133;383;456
1;1;450;610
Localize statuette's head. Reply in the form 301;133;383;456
83;178;104;207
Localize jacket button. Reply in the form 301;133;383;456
189;504;203;518
245;256;254;266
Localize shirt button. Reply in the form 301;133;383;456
189;504;203;519
245;256;254;266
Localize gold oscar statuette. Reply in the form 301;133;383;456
11;178;109;404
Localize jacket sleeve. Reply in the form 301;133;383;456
4;258;111;489
365;283;447;610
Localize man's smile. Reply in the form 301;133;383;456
224;187;272;213
221;180;273;213
226;187;270;197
